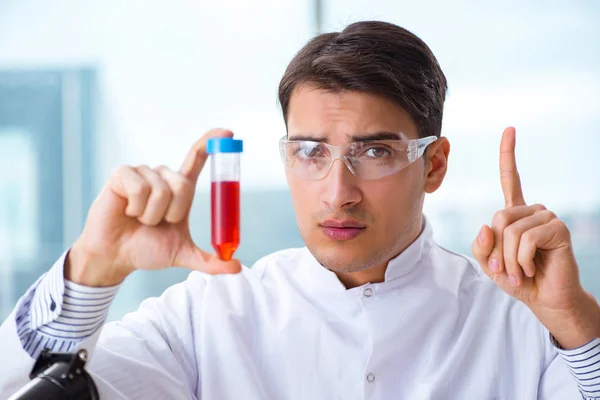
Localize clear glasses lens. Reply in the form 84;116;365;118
279;136;437;180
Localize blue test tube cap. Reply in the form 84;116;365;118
207;138;244;154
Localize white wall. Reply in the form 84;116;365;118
1;0;598;214
323;0;600;214
0;0;313;192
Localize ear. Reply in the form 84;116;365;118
423;136;450;194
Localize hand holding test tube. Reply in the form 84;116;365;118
64;129;242;288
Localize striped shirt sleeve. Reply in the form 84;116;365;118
553;335;600;399
14;250;120;359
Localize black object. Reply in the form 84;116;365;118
8;349;99;400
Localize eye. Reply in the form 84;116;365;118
364;146;391;158
303;146;318;158
294;143;325;158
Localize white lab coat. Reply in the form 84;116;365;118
0;220;590;399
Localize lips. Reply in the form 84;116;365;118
321;219;366;229
320;219;366;241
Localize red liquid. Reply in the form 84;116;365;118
211;181;240;261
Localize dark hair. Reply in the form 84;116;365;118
278;21;448;138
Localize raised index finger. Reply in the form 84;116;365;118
499;126;526;208
179;128;234;182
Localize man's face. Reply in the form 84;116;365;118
285;85;435;273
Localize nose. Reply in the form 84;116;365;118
320;158;362;210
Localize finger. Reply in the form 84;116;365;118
472;225;511;289
488;204;545;275
517;219;569;280
135;166;173;226
472;224;494;270
179;128;234;183
108;165;151;217
517;218;570;274
175;245;242;274
503;209;556;284
499;127;526;208
155;165;194;223
203;254;243;275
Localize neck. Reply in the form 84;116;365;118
334;215;424;289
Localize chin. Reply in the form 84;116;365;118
317;252;374;273
307;242;374;273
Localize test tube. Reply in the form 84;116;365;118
207;137;243;261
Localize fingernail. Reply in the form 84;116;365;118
489;259;499;272
509;275;518;287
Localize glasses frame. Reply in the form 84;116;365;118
279;135;438;180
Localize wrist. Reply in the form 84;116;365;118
65;241;131;287
542;290;600;350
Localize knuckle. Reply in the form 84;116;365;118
503;225;517;240
115;164;132;176
135;164;151;172
553;218;567;229
492;210;509;228
172;177;192;196
153;184;172;201
532;203;547;212
131;181;151;197
521;230;534;248
499;170;514;180
551;218;571;236
538;209;557;221
154;164;170;174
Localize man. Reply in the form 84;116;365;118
1;20;599;399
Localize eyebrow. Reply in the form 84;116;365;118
287;131;404;142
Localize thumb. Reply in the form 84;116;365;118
205;254;243;275
175;243;242;275
471;225;495;275
179;128;234;183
